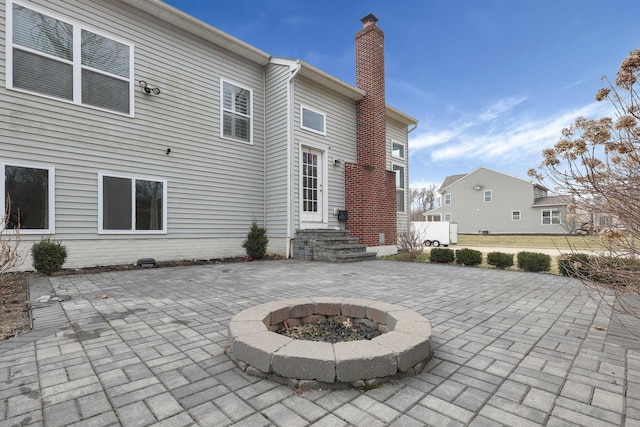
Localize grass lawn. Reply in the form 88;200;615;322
457;234;605;251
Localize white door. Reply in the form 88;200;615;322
300;147;324;223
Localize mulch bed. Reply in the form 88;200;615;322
0;274;30;341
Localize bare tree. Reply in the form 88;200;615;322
409;184;438;221
529;49;640;324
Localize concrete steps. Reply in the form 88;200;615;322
293;229;377;262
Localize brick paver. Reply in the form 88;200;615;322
1;259;639;426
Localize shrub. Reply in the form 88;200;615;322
31;237;67;275
429;248;454;263
487;251;514;269
517;251;551;273
558;253;591;277
455;248;483;266
242;220;269;260
397;229;425;261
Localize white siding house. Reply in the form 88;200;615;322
425;167;574;234
1;0;417;269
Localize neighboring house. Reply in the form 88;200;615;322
1;0;417;269
424;167;574;234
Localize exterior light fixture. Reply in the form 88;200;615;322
473;185;483;191
139;80;160;95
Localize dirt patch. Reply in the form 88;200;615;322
0;274;30;341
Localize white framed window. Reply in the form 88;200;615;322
512;210;521;221
444;194;451;205
391;141;405;159
6;0;134;115
426;214;441;222
221;79;252;143
484;190;492;202
300;105;326;135
99;173;167;234
1;162;55;234
542;209;561;225
393;164;405;212
444;213;452;222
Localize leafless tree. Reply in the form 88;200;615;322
530;49;640;325
409;184;438;221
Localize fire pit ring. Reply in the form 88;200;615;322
227;297;432;389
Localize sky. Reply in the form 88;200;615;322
164;0;640;191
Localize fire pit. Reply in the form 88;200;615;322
227;297;432;389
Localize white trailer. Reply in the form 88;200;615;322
411;221;458;247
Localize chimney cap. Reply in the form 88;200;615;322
360;13;379;26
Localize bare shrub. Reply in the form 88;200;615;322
397;226;426;260
1;196;21;275
530;49;640;325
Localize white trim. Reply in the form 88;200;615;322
1;161;55;234
298;143;329;228
98;172;168;235
300;104;326;136
391;140;406;160
444;193;451;205
512;210;521;221
484;190;493;202
220;77;254;144
6;0;135;117
392;163;406;213
443;213;452;222
541;208;561;225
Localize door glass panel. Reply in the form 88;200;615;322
302;151;318;213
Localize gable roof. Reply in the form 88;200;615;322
439;174;468;191
533;195;574;207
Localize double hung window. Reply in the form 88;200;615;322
8;1;133;115
542;209;561;225
99;174;167;233
221;80;252;143
393;164;405;212
392;141;405;159
1;163;55;233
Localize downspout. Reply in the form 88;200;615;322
285;60;302;258
263;66;267;227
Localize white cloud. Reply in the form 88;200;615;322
411;99;612;164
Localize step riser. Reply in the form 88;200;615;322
293;229;377;263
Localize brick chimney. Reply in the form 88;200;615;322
345;14;397;247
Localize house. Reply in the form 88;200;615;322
424;167;574;234
1;0;417;269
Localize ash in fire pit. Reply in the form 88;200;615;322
277;318;381;343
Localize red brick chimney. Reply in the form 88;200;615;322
345;14;397;247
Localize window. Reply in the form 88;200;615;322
393;164;405;212
512;210;521;221
484;190;492;202
444;194;451;205
542;209;561;225
426;214;441;222
99;174;167;233
7;1;133;115
444;213;452;222
221;79;252;143
300;105;326;135
1;163;54;233
392;141;405;159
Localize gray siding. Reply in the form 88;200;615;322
428;168;569;234
386;117;410;234
292;75;357;230
1;0;269;265
264;63;291;237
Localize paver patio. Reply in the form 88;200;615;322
1;259;639;426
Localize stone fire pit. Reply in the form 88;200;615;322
227;297;432;389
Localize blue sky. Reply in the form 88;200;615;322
164;0;640;190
